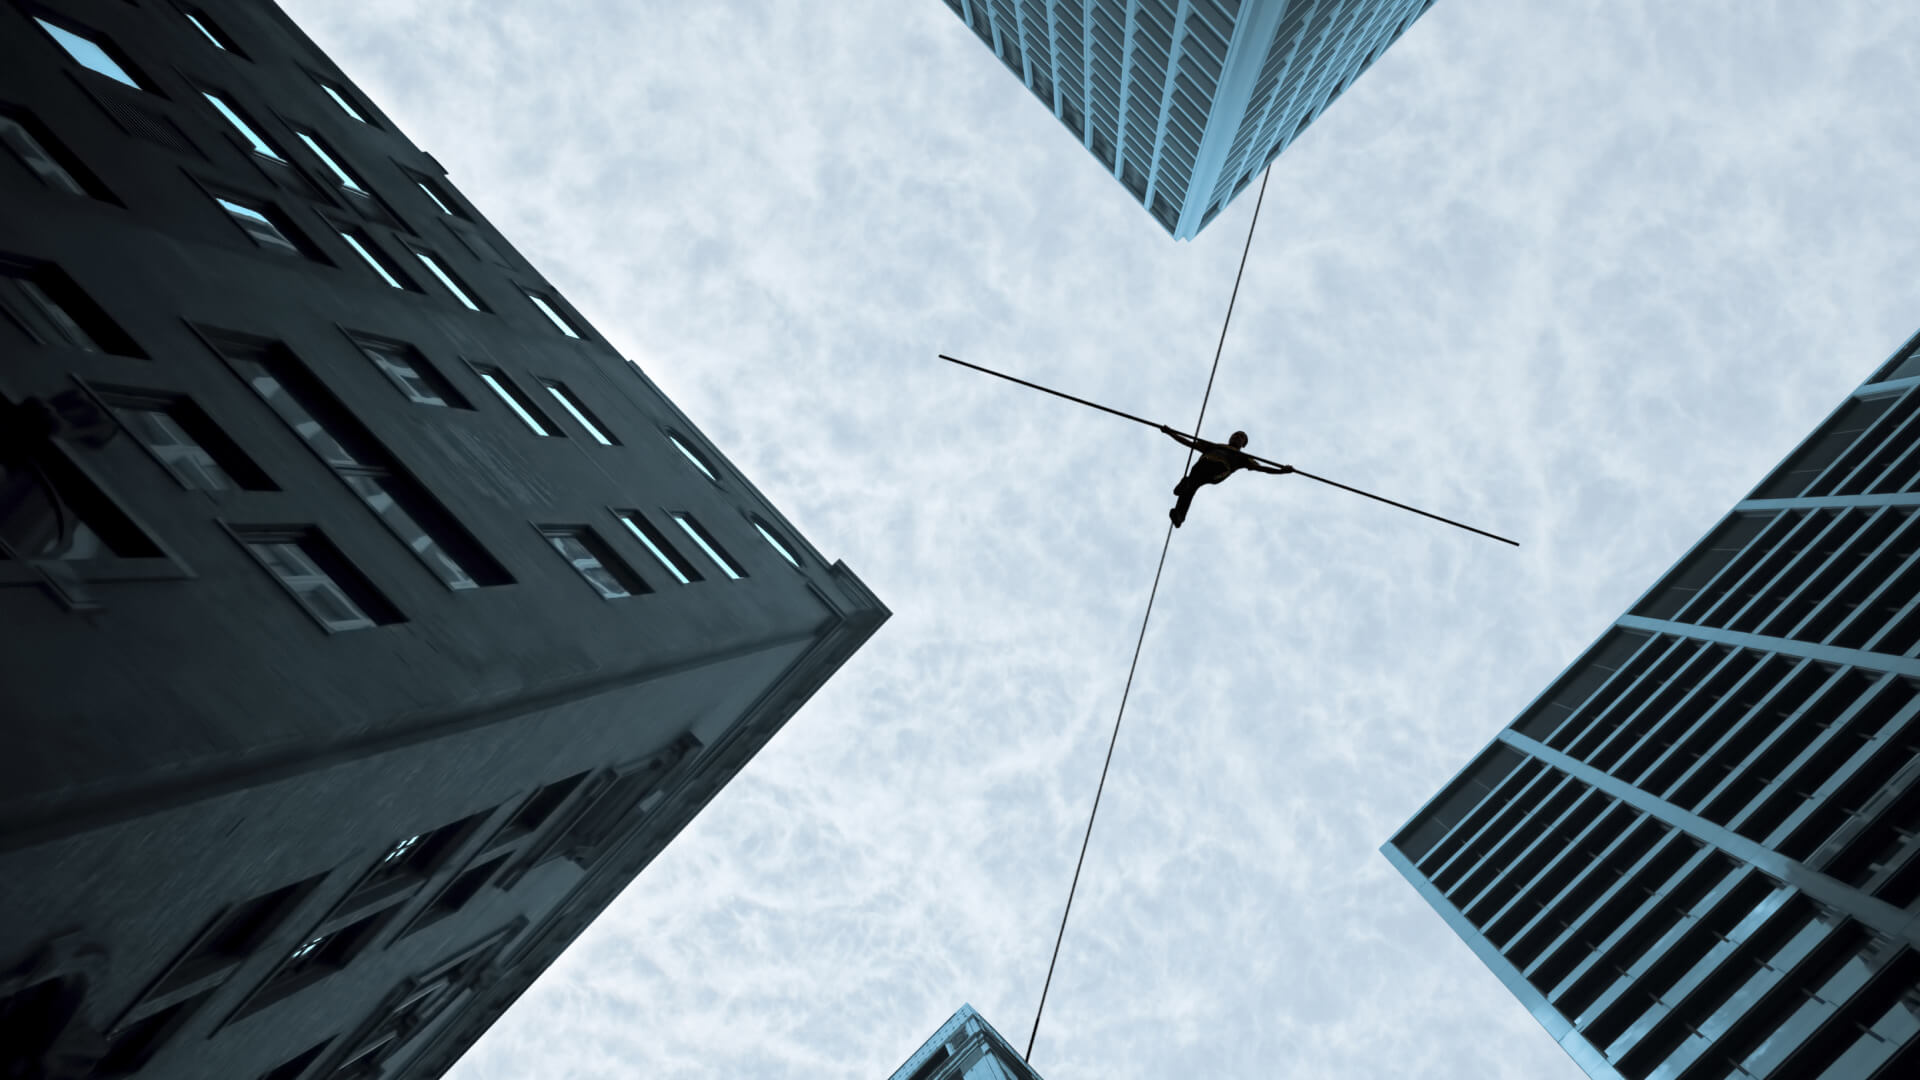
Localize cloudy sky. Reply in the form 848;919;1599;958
282;1;1920;1077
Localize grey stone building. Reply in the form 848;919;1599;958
937;0;1440;239
888;1005;1044;1080
1384;334;1920;1079
0;2;886;1077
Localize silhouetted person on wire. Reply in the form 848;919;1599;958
1160;426;1291;527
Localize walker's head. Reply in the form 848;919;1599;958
1229;431;1249;449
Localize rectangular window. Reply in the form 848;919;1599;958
213;196;302;257
473;366;558;436
502;772;589;838
340;473;482;590
342;811;486;909
540;526;647;599
0;111;96;198
539;380;616;444
413;250;484;311
350;335;466;407
666;432;719;482
237;528;400;631
408;853;509;930
147;875;324;997
671;512;743;580
549;738;699;867
2;435;161;563
0;259;140;356
35;17;145;90
294;131;366;193
93;992;210;1076
316;79;369;123
104;391;272;492
615;511;699;584
220;337;510;590
201;91;284;161
524;291;581;338
336;228;407;289
239;908;389;1016
408;170;462;217
753;517;802;567
1;269;93;351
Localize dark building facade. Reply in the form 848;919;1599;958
938;0;1440;239
887;1005;1044;1080
0;2;886;1077
1384;334;1920;1079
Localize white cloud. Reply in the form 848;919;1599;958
281;1;1920;1077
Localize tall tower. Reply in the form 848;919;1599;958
0;2;886;1078
888;1005;1045;1080
937;0;1440;239
1384;333;1920;1079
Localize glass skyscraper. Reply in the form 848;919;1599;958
938;0;1440;239
1385;333;1920;1079
888;1005;1045;1080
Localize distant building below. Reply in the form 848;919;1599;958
888;1005;1045;1080
937;0;1440;239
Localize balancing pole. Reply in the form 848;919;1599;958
934;353;1519;547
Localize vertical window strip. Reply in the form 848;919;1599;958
415;180;455;215
202;92;283;160
671;513;743;580
339;231;402;288
667;433;718;482
319;81;368;123
541;382;615;444
526;292;581;338
618;513;696;584
295;132;365;192
754;520;801;567
415;252;481;310
476;369;553;435
184;12;228;50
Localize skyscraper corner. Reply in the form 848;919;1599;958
888;1004;1047;1080
0;1;885;1077
1384;329;1920;1079
937;0;1440;239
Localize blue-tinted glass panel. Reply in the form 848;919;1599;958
671;513;742;580
35;19;142;90
668;433;718;482
415;252;481;310
202;92;283;160
541;383;614;444
295;132;365;192
339;232;402;289
216;198;299;257
319;82;368;123
476;370;553;435
185;12;229;50
525;292;580;338
754;520;801;567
